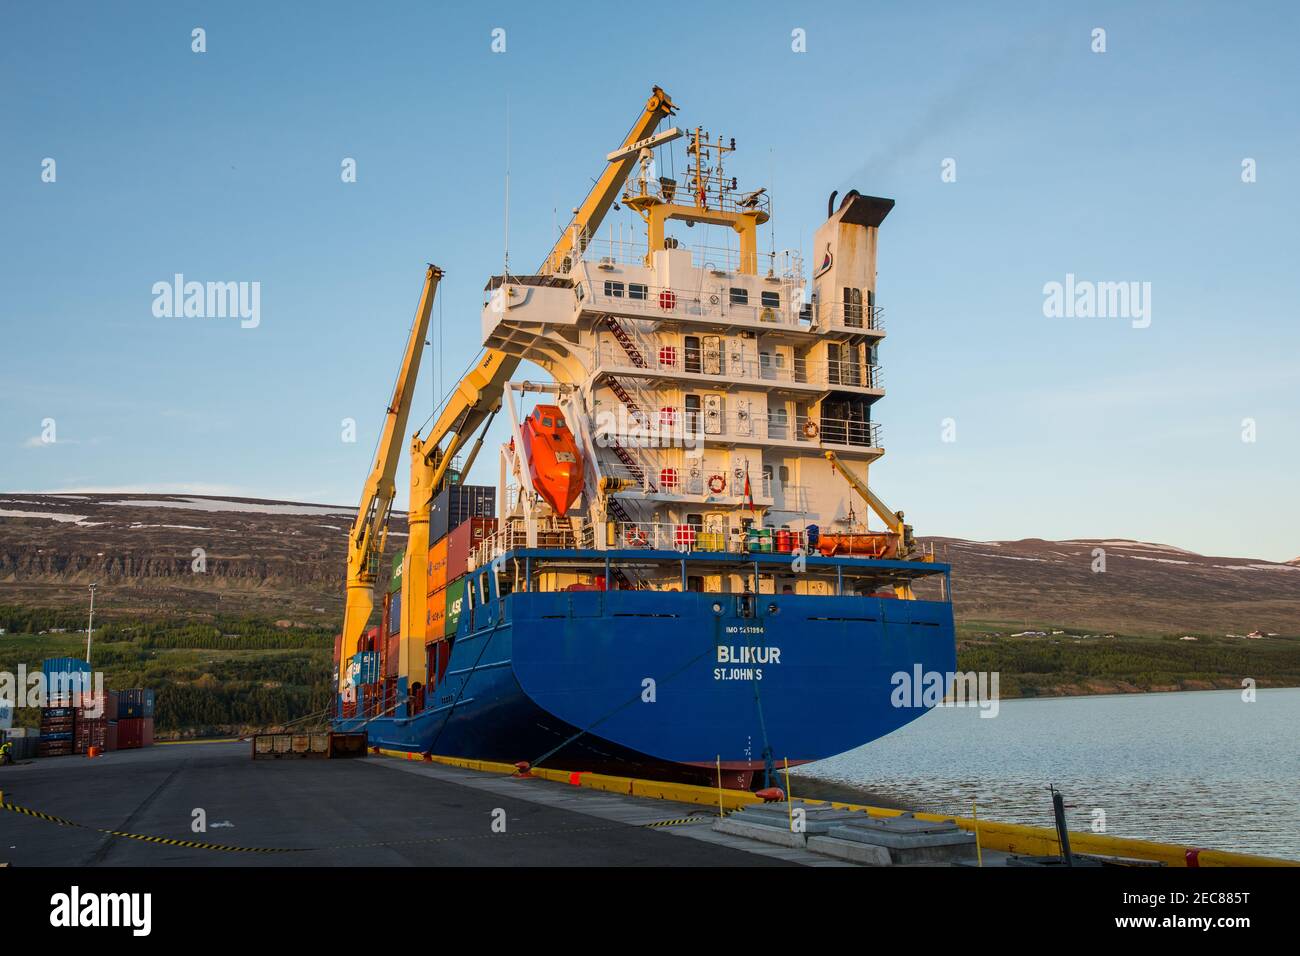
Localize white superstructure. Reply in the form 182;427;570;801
481;131;902;571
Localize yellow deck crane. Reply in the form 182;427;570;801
823;450;925;596
394;86;678;692
339;265;443;690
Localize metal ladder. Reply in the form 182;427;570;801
602;314;649;368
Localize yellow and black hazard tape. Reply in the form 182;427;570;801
643;816;714;828
1;801;303;854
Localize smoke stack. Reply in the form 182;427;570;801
812;191;894;327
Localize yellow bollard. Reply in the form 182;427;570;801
973;801;983;867
715;755;723;818
784;758;793;832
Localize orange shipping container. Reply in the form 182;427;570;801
427;538;448;595
425;587;446;642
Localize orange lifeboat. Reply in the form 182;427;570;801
815;532;898;559
521;404;584;517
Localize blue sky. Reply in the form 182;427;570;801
2;1;1297;561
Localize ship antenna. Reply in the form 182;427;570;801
503;94;511;279
768;146;776;270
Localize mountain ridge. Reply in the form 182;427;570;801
2;493;1296;636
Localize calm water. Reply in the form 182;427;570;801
796;688;1300;860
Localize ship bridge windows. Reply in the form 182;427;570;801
604;280;625;298
629;282;648;301
760;290;780;310
729;287;749;306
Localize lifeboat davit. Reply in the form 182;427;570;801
521;404;584;517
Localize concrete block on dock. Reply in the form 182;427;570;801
730;803;866;835
806;835;893;866
714;816;807;848
824;812;977;865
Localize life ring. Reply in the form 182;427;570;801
624;526;648;547
803;420;819;438
658;289;677;310
707;474;727;494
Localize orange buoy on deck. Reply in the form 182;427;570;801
521;404;584;517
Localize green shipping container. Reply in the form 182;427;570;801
389;548;405;594
444;576;467;636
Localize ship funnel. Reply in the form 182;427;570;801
811;191;894;327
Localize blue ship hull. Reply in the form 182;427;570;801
335;551;956;789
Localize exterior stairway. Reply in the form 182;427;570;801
602;375;659;494
602;314;649;368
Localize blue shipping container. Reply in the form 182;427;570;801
43;658;92;696
117;689;156;719
387;590;402;636
351;652;379;686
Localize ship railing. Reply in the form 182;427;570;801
472;524;530;568
613;521;812;555
472;521;589;567
576;238;801;280
792;414;882;449
592;403;882;450
595;344;883;392
622;171;773;219
807;299;885;333
595;461;815;512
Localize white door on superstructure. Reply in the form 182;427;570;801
735;398;752;437
703;336;722;376
703;394;723;435
685;454;704;496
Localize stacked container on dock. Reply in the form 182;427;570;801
39;657;91;757
43;657;91;697
39;705;75;757
114;689;155;750
74;689;119;754
117;689;155;720
116;718;154;750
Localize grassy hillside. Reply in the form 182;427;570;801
957;620;1300;697
0;607;334;736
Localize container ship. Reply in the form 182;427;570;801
332;86;955;790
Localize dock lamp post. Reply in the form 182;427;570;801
86;582;98;665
